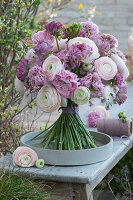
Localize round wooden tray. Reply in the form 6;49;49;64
20;131;113;166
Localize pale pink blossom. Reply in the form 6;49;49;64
33;30;55;45
13;146;38;167
42;55;64;81
88;111;104;127
36;85;61;112
111;53;129;80
92;105;109;119
95;57;117;80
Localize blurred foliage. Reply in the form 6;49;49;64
97;148;133;198
0;0;42;88
0;0;43;154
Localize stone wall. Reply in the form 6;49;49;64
54;0;133;52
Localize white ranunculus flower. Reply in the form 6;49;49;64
71;86;90;105
42;55;63;81
36;85;61;112
15;77;24;94
68;37;99;63
102;86;113;99
111;53;129;80
82;63;93;72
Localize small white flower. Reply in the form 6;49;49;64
71;86;90;105
68;37;99;63
102;86;112;99
15;77;24;94
111;53;129;80
82;63;93;72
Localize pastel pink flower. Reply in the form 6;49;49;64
95;57;117;80
36;84;61;112
42;55;64;81
52;70;78;98
92;105;109;119
88;111;104;127
111;53;129;80
52;38;67;52
13;146;38;167
33;30;55;45
80;73;92;88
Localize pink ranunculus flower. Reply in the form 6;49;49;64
42;55;64;81
52;38;67;52
13;146;38;167
111;53;129;80
95;57;117;80
33;30;55;45
68;37;99;63
52;70;78;98
92;105;109;119
88;111;104;127
36;84;61;112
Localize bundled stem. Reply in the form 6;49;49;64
32;106;96;150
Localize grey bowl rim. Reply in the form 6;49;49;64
20;130;113;152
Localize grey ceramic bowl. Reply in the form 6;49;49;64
20;131;113;166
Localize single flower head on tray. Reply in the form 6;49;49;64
16;20;129;150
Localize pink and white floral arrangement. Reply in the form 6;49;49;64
16;21;129;150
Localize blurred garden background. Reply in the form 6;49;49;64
0;0;133;199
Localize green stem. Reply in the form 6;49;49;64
58;115;64;150
70;114;96;148
65;115;75;150
55;36;60;52
69;114;83;149
31;121;56;141
54;116;61;150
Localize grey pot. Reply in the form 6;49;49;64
20;131;113;166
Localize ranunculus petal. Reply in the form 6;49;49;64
95;57;117;80
111;53;129;80
71;86;90;105
42;55;64;81
13;146;38;167
36;85;61;112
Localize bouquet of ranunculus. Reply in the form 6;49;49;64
16;21;129;150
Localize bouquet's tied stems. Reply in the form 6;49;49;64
32;103;96;150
